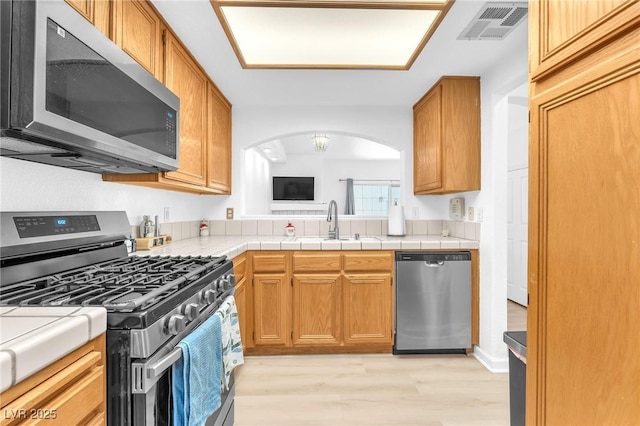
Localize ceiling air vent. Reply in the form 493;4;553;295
458;2;527;41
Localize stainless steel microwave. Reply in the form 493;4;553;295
0;0;179;174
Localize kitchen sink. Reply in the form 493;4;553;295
294;236;382;243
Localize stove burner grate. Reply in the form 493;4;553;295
0;255;226;311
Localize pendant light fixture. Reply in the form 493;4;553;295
311;134;329;152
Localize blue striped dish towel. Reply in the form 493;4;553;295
215;295;244;389
172;313;223;426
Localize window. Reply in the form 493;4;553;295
353;183;400;217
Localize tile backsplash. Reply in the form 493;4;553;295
135;219;481;242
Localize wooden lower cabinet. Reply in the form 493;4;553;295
0;335;106;425
342;273;393;345
248;250;394;354
253;273;290;347
292;273;342;346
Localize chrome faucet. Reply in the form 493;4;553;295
326;200;339;239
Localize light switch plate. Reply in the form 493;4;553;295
468;206;475;222
226;208;234;220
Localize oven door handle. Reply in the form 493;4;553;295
148;347;182;379
132;347;183;394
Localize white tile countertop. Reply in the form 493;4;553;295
0;307;107;393
131;234;479;258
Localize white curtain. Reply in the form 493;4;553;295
345;178;355;215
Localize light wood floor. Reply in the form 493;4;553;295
235;301;527;426
507;300;527;331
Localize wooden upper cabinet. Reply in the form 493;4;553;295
163;30;208;187
413;76;480;195
206;82;232;194
111;0;163;81
529;0;637;80
102;3;233;195
65;0;110;36
413;86;442;193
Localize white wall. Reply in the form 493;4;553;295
508;90;529;171
0;156;222;227
467;47;529;372
243;149;271;215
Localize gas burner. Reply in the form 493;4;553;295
0;255;227;312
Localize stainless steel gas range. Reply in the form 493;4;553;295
0;211;236;425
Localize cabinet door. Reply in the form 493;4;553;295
292;274;341;346
528;2;640;425
343;273;393;344
530;0;635;79
253;273;290;346
206;82;232;194
112;0;163;80
528;68;640;425
65;0;110;36
163;32;207;186
413;85;442;193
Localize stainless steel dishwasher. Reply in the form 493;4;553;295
394;252;472;354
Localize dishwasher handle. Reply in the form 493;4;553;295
424;260;445;267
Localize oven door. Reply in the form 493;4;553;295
131;350;234;426
129;298;236;426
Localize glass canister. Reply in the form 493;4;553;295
139;215;154;238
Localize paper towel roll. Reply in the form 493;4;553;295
387;205;405;236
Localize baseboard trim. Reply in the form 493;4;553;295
473;345;509;372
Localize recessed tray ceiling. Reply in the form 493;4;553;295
211;0;454;70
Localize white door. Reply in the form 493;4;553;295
507;167;528;306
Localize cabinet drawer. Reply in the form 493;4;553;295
252;252;287;273
233;253;247;281
292;252;341;272
1;351;104;426
343;251;393;272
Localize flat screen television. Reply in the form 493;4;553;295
272;176;315;201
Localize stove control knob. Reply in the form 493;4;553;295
167;314;186;335
226;274;236;288
204;289;217;304
183;303;199;321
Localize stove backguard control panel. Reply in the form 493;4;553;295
14;215;101;238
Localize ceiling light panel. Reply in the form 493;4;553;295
213;1;453;69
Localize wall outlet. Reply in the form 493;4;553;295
476;207;484;222
226;208;234;220
163;207;170;222
468;206;475;222
411;207;419;219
